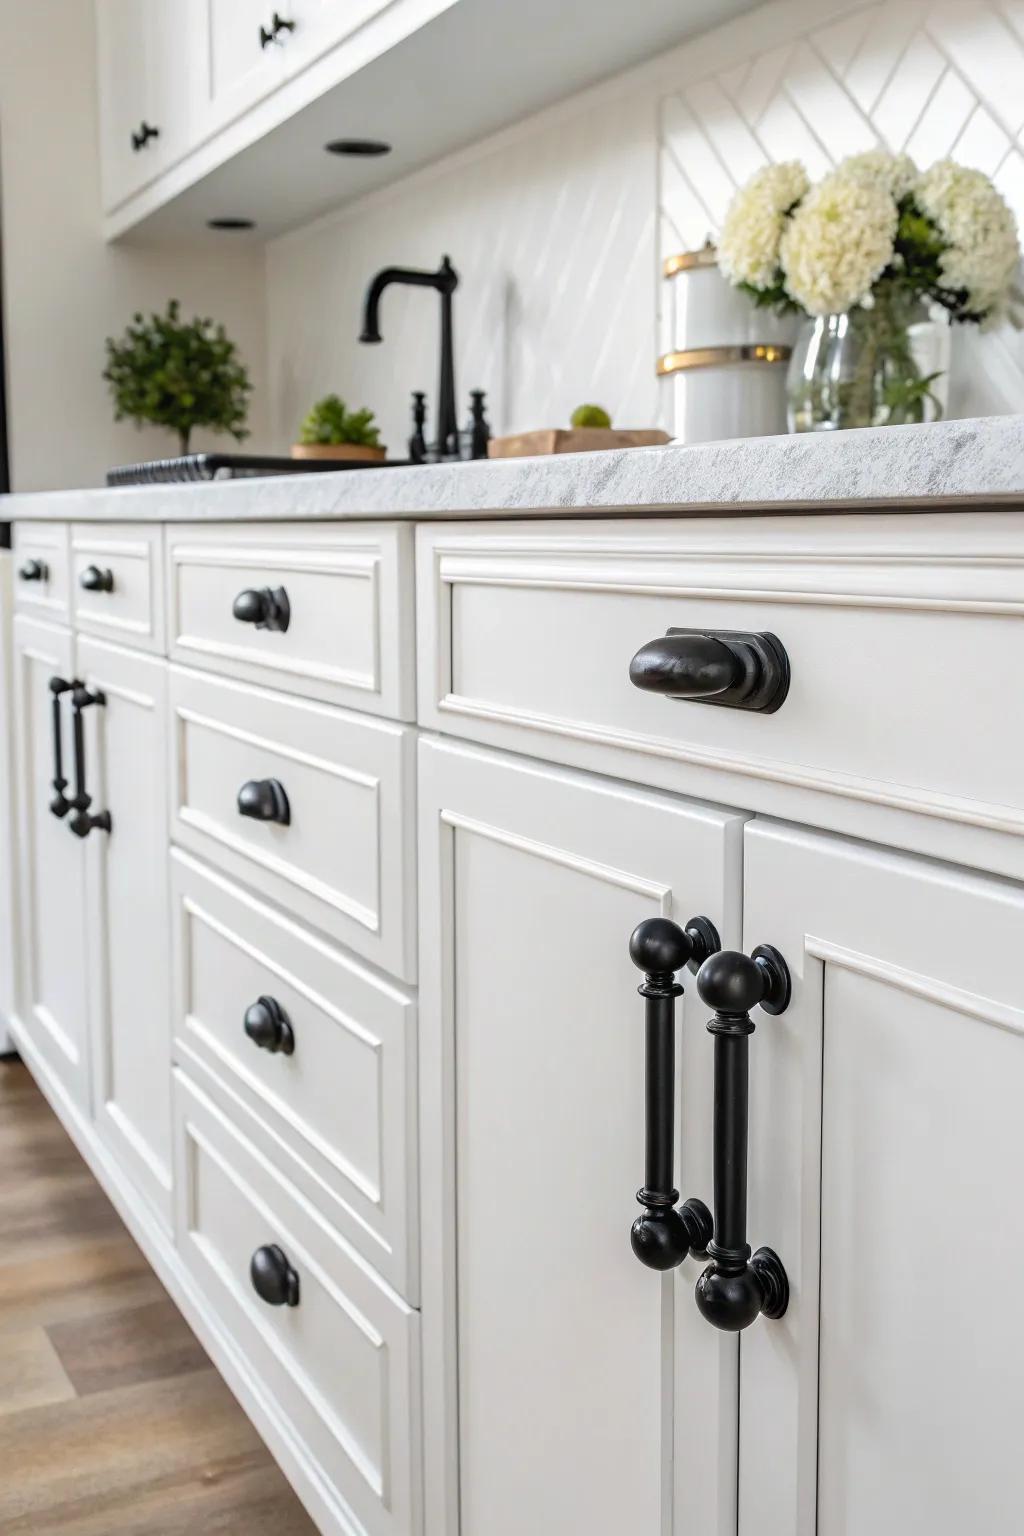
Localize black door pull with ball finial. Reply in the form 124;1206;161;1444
628;916;719;1271
691;945;791;1331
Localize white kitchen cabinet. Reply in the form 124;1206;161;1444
418;735;746;1536
737;820;1024;1535
285;0;393;74
79;635;173;1230
10;614;89;1112
206;0;292;130
0;553;17;1049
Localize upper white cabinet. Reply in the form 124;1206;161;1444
206;0;292;131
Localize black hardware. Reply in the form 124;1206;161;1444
259;12;295;47
629;915;718;1272
231;585;290;632
207;218;256;231
244;996;295;1056
692;946;791;1331
130;122;160;152
237;778;290;825
629;628;790;714
325;138;391;157
361;257;460;460
467;389;491;461
250;1244;300;1307
68;684;112;838
18;557;47;582
48;676;73;819
79;564;114;593
409;392;428;464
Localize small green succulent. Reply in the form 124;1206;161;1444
299;394;380;447
570;403;612;429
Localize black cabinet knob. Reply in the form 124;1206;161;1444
244;996;295;1056
130;121;160;152
259;11;296;46
250;1244;300;1307
232;585;290;632
19;558;48;582
79;564;114;593
629;628;790;713
237;778;290;825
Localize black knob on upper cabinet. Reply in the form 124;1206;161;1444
244;996;295;1056
79;565;114;593
130;121;160;151
250;1244;300;1307
629;628;790;714
232;585;290;633
237;778;290;825
259;11;295;46
19;558;48;582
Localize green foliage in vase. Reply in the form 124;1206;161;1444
570;403;612;429
103;300;252;456
298;394;381;447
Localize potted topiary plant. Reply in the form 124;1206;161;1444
103;300;252;456
292;394;386;462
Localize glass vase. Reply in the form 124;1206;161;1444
786;293;950;432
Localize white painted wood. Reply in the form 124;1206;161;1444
165;522;415;720
170;848;418;1298
78;635;173;1230
173;1066;421;1536
71;523;166;655
0;554;17;1049
418;735;745;1536
738;820;1024;1535
11;614;89;1110
283;0;393;77
168;664;416;980
11;521;70;622
206;0;291;132
416;516;1024;882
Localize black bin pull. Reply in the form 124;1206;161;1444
629;628;790;713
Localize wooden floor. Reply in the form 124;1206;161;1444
0;1056;318;1534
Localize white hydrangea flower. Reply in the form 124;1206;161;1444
835;149;918;199
780;169;897;315
915;160;1020;317
718;160;810;289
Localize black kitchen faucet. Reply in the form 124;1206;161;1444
359;255;460;461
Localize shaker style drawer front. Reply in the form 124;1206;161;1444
170;849;418;1297
165;522;415;719
173;1070;421;1536
12;522;70;622
168;666;416;981
416;516;1024;879
71;523;165;653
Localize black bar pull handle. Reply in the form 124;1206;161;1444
48;676;73;818
692;946;792;1331
68;684;112;838
629;628;790;713
629;915;718;1271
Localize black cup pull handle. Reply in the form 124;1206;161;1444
628;915;718;1271
232;585;290;632
79;564;114;593
259;11;295;46
237;778;290;825
244;996;295;1056
48;676;73;818
19;558;48;583
629;628;790;713
691;945;792;1331
68;684;112;838
250;1244;300;1307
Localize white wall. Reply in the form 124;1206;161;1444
266;0;1024;449
0;0;268;492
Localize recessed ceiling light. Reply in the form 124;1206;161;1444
207;217;256;230
325;138;392;157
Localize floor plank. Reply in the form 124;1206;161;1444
0;1059;319;1534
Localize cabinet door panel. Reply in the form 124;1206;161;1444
12;615;88;1108
739;822;1024;1535
207;0;290;128
419;737;745;1536
79;636;173;1229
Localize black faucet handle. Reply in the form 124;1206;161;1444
409;392;428;464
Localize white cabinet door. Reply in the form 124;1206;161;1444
285;0;391;74
78;636;173;1230
11;615;89;1111
206;0;291;129
0;553;16;1048
419;737;746;1536
738;821;1024;1535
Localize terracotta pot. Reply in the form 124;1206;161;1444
290;442;387;463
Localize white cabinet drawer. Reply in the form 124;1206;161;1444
166;522;415;718
71;523;165;653
11;522;70;622
417;515;1024;880
173;1069;420;1536
169;666;415;981
170;850;418;1298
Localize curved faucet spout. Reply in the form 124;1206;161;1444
359;256;460;459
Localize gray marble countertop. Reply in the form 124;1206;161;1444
5;416;1024;522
